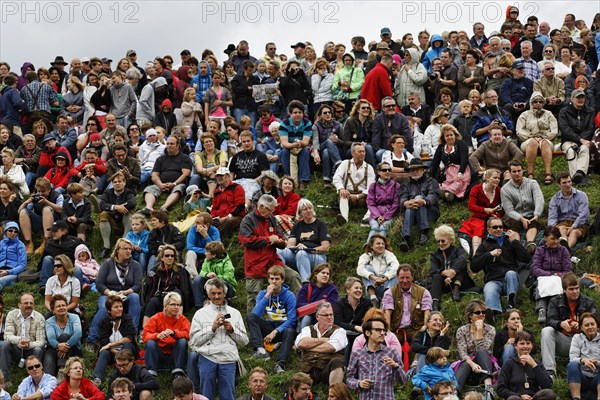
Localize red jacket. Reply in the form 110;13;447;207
211;181;246;218
75;158;107;176
39;145;72;168
142;311;190;354
44;166;75;189
239;211;285;278
360;63;393;111
274;192;300;216
51;378;105;400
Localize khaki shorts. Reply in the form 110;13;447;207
557;219;589;237
144;183;186;197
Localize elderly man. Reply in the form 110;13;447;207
548;172;590;250
0;293;46;384
141;135;192;214
500;160;545;253
533;61;565;115
138;128;165;185
512;23;545;61
472;217;531;319
11;355;57;400
470;22;488;50
471;89;514;145
500;61;534;123
211;167;246;238
470;127;524;182
236;367;274;400
382;264;432;344
373;96;413;160
515;41;542;81
100;113;128;147
559;89;596;186
190;278;248;400
401;91;432;135
295;302;347;385
142;292;190;378
332;142;376;225
398;158;441;249
107;349;159;400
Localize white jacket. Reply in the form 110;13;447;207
138;141;166;171
311;73;334;103
356;250;400;281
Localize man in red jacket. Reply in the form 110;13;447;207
361;54;394;111
211;167;246;238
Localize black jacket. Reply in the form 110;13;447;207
401;104;432;133
106;156;141;191
107;364;159;400
497;355;552;398
148;225;184;257
558;103;596;143
60;196;93;228
99;188;137;224
429;245;468;278
41;235;84;263
231;73;260;110
472;236;531;282
142;266;194;312
98;313;139;357
341;116;373;150
493;326;538;362
280;71;311;105
333;296;373;333
411;330;451;355
546;293;596;333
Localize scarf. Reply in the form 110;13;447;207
487;231;506;248
258;114;275;134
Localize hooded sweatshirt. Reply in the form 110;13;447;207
18;62;34;90
191;60;212;103
137;77;164;123
74;243;101;280
331;52;365;100
154;99;177;134
109;80;137;120
516;91;559;142
0;221;26;274
0;84;25;127
174;66;191;108
45;151;75;189
251;284;297;331
394;47;428;107
422;34;445;72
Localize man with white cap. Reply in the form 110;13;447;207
138;128;166;185
211;166;246;238
558;88;596;186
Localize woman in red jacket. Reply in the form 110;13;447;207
274;175;300;237
51;356;105;400
44;151;74;194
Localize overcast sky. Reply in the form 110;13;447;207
1;1;598;70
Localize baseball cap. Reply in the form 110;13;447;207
572;89;586;98
381;27;391;35
48;220;69;231
215;167;230;175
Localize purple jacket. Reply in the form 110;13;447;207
367;179;401;221
530;244;572;277
296;282;338;309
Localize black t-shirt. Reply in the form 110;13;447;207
229;149;269;180
291;218;331;248
152;151;193;183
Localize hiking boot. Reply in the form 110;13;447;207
336;214;347;225
252;347;270;359
452;285;461;301
25;240;34;255
89;194;101;213
537;308;547;324
34;238;46;256
418;231;429;245
91;377;102;388
526;241;537;254
274;362;286;374
559;237;569;249
99;248;111;259
399;238;410;252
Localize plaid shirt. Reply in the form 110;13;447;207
517;57;541;81
347;344;406;400
4;309;47;349
20;81;58;113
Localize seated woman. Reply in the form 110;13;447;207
493;309;537;367
250;170;280;210
341;99;376;167
453;299;497;398
430;124;471;203
51;356;105;400
381;134;413;180
366;162;401;241
192;241;236;307
296;263;339;331
530;226;572;324
277;199;331;283
189;133;227;199
333;277;372;356
44;294;83;377
458;168;503;257
142;244;193;326
567;312;600;400
44;255;81;319
274;176;300;238
497;331;555;400
148;210;184;271
44;151;73;195
429;225;475;311
356;234;399;306
0;178;22;226
312;104;344;186
411;311;451;373
0;148;29;199
279;100;313;190
90;295;139;385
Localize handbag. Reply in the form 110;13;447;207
296;284;327;318
332;68;355;101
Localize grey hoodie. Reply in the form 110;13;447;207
137;77;166;122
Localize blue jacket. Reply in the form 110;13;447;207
0;85;24;127
500;77;534;106
186;224;220;255
125;229;149;256
422;34;445;72
252;284;297;332
412;362;459;400
46;312;82;349
0;221;26;275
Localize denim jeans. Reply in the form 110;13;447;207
483;270;520;312
92;342;136;380
500;343;516;366
0;274;18;291
277;248;327;283
198;355;236;400
367;218;393;242
144;338;188;373
298;315;316;332
87;293;141;342
187;351;200;391
40;255;84;286
132;252;149;274
280;147;311;182
319;139;342;181
25;171;37;190
567;360;600;389
360;270;398;299
140;169;153;185
402;204;430;238
232;108;257;127
246;313;295;364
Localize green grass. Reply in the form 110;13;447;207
4;155;600;399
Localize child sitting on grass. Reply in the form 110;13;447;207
74;244;100;291
191;241;236;307
125;213;150;273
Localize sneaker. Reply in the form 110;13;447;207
138;207;152;217
274;362;286;374
85;342;97;353
360;218;369;227
559;237;569;248
410;387;423;400
484;384;495;400
399;239;410;252
252;347;270;359
99;248;111;259
572;171;584;184
547;370;557;380
336;214;347;225
537;308;547;324
324;182;332;190
418;231;429;245
526;241;537;254
91;377;102;388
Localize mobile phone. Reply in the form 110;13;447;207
223;313;231;319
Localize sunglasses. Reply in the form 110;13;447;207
471;310;486;315
163;254;175;258
54;264;63;268
490;225;503;229
321;111;331;115
532;100;544;104
544;50;554;53
360;106;370;110
437;240;447;244
27;364;42;370
442;114;450;117
379;168;392;172
502;47;511;50
87;123;96;126
130;127;139;131
383;104;395;109
545;67;555;71
5;229;17;233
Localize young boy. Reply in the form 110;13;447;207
111;377;135;400
172;376;208;400
191;240;234;306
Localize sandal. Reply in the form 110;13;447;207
544;173;553;185
527;173;535;180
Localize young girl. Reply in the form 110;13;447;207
239;115;257;142
125;213;150;273
412;347;459;400
452;99;477;152
80;164;99;196
203;70;232;130
74;244;101;288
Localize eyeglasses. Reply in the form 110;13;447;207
5;229;17;233
54;264;64;268
87;123;96;126
371;328;387;333
321;111;331;115
502;47;511;50
163;254;175;258
532;100;544;104
27;364;42;371
383;104;395;109
490;225;503;230
129;127;139;131
168;303;181;307
318;313;334;318
379;168;392;172
268;48;276;51
544;50;554;53
116;361;132;368
334;109;344;113
471;310;486;315
436;240;447;244
545;67;555;71
70;366;84;371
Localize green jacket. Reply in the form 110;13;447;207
199;253;237;291
332;53;365;100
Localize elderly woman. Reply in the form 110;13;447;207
429;225;474;311
381;134;413;178
86;238;142;349
312;104;344;186
537;45;558;71
453;299;497;397
90;295;139;385
0;148;28;199
430;124;470;202
459;168;503;256
334;277;372;352
497;331;555;400
15;134;42;188
250;170;280;209
44;255;81;318
61;76;85;125
274;175;300;237
296;263;339;330
50;356;105;400
44;295;83;377
190;133;228;199
493;309;538;367
415;106;449;158
357;234;399;306
277;199;331;283
366;162;401;240
142;244;193;325
567;312;600;400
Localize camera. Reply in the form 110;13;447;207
31;194;43;202
223;313;231;319
428;72;438;81
493;119;506;129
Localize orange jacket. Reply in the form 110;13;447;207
142;311;190;354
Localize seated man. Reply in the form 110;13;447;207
110;378;136;400
0;222;27;292
281;373;320;400
500;160;545;253
211;167;246;238
533;61;565;115
184;212;221;279
472;217;531;318
141;135;192;214
295;302;347;385
469;126;524;182
246;265;297;374
142;292;190;378
471;89;514;145
398;158;441;250
235;367;274;400
382;264;432;344
499;61;534;124
190;278;248;400
12;355;57;400
98;171;137;259
18;177;64;255
106;144;141;191
60;182;93;242
0;293;46;384
229;130;269;209
332;142;376;225
50;115;78;160
107;349;159;400
541;272;596;378
38;220;84;289
548;172;590;250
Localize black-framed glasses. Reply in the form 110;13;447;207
371;328;387;333
532;100;544;104
437;240;447;244
268;48;276;51
471;310;486;315
544;50;554;53
502;47;511;50
490;225;503;230
115;361;132;368
27;364;42;371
